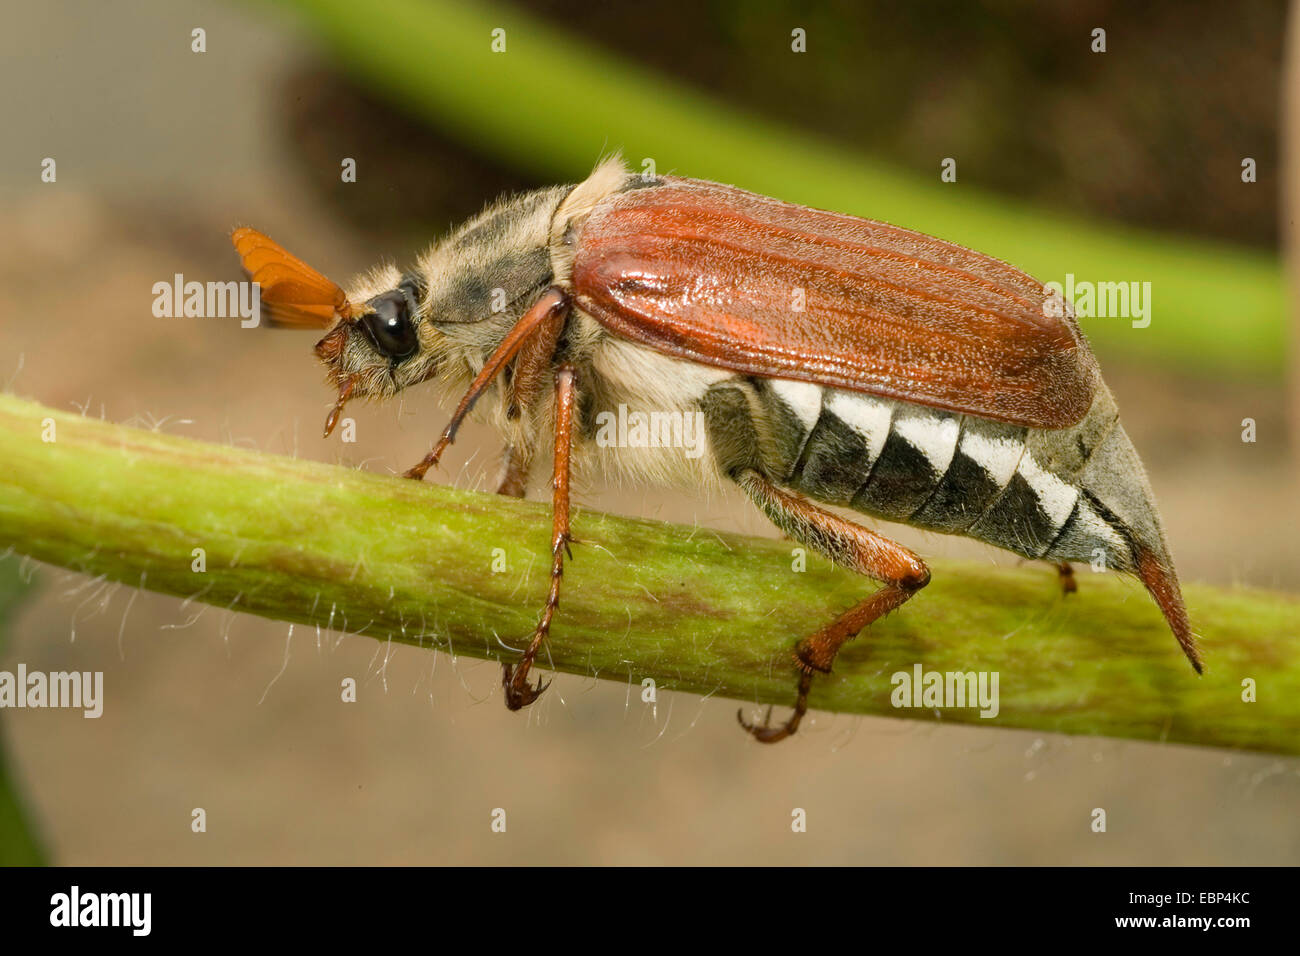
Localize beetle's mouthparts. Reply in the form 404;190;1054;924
323;375;357;438
314;324;349;363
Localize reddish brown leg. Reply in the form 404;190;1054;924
734;469;930;743
506;299;565;421
404;287;569;481
1056;562;1077;595
492;298;565;498
502;363;578;710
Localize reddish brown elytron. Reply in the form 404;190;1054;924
572;179;1099;429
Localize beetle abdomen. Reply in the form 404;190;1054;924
736;377;1131;567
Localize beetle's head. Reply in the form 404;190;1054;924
314;247;556;436
234;180;568;436
312;264;449;436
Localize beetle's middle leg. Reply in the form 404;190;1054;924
733;468;930;743
501;363;578;711
493;295;566;499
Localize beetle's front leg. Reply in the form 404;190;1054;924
734;468;930;743
502;363;578;710
403;287;569;481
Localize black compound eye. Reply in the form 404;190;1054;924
360;291;419;360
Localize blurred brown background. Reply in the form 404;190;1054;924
0;0;1297;864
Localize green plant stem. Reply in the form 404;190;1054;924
0;394;1296;753
266;0;1283;378
0;556;46;864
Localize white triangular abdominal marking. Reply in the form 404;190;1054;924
957;429;1022;488
892;407;961;474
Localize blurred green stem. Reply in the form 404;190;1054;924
0;394;1296;753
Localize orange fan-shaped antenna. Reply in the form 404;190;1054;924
230;227;355;328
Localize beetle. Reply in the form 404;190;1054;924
232;156;1200;743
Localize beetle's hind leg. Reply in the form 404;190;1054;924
1055;561;1078;595
733;469;930;743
